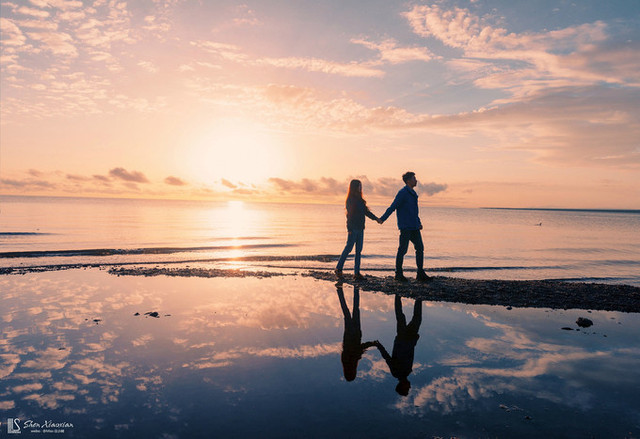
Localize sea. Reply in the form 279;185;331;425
2;195;640;438
1;195;639;285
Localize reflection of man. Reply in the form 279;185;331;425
379;171;431;282
336;284;376;382
374;295;422;396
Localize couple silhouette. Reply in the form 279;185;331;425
335;171;431;283
336;284;422;396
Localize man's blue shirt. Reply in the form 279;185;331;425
380;186;422;230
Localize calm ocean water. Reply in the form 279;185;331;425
1;195;639;285
2;195;640;438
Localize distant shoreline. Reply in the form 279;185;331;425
482;207;640;214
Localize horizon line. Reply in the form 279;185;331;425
482;207;640;214
1;194;638;212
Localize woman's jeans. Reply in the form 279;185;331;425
336;229;364;274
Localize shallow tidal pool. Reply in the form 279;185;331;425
1;269;639;438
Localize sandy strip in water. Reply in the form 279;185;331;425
107;266;640;313
2;264;638;312
305;271;640;313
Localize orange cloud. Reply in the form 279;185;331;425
108;168;149;183
164;176;187;186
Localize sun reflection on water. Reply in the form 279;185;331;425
209;200;262;266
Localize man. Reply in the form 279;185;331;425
379;171;431;282
373;295;422;396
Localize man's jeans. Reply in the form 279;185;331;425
336;229;364;274
396;229;424;274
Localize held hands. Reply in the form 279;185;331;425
376;218;384;224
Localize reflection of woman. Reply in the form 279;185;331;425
335;179;380;280
337;285;376;381
374;295;422;396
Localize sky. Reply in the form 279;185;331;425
1;0;639;208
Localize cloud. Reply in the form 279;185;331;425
0;18;28;46
12;382;43;393
137;60;158;73
29;0;50;7
351;38;435;64
404;5;608;55
30;0;83;10
395;316;626;416
108;167;149;183
28;168;44;177
247;343;341;359
0;400;15;410
257;83;425;132
269;176;447;198
394;86;640;169
16;6;50;18
402;4;636;94
92;174;111;183
256;80;640;170
419;182;449;196
269;177;318;193
257;56;384;78
192;40;385;78
184;343;342;370
66;174;91;181
164;176;186;186
0;178;56;189
232;4;261;27
21;347;70;371
232;188;259;195
220;178;237;189
0;0;146;119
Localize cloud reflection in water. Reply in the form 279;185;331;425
0;269;638;438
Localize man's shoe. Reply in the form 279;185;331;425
354;273;365;281
417;270;432;282
334;269;343;277
395;273;408;282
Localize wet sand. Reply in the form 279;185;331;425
306;271;640;313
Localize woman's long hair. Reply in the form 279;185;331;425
346;179;365;207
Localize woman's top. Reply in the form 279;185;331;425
346;197;377;231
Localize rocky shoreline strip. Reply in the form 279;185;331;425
304;271;640;313
109;267;640;312
2;264;639;312
0;254;337;276
108;266;288;279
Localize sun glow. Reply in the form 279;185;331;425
185;121;286;185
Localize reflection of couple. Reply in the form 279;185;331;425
334;171;431;282
374;295;422;396
336;284;376;382
337;284;422;396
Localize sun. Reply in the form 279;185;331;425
185;120;286;185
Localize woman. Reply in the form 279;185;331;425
335;179;380;280
337;285;376;381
